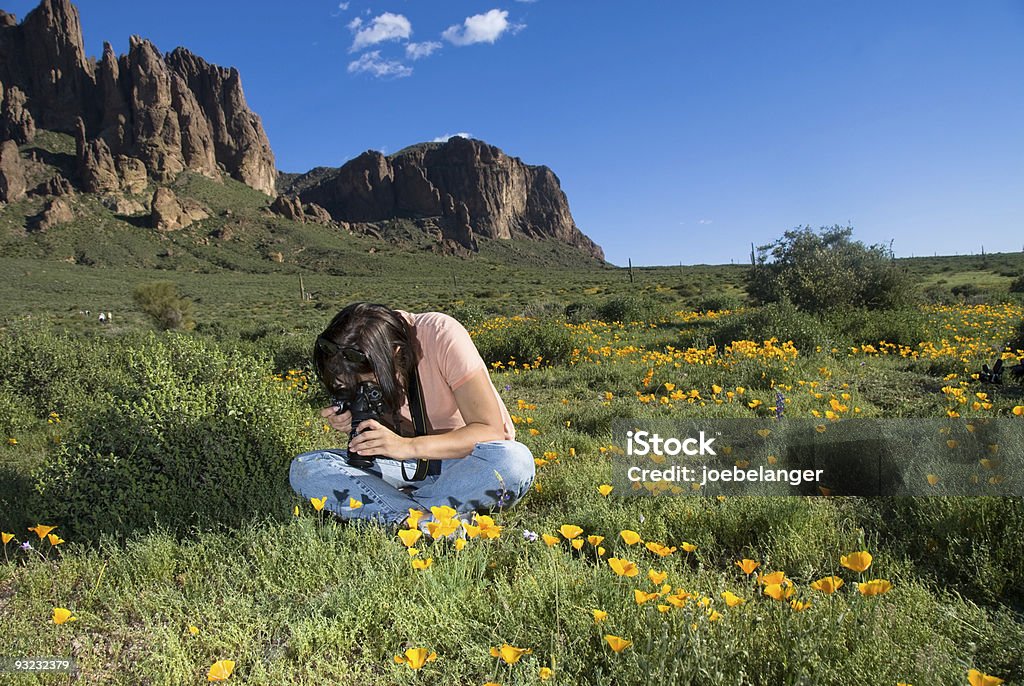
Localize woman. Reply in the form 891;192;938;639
289;302;535;526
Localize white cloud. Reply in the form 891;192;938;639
347;17;363;31
406;41;442;60
347;51;413;78
442;9;522;46
698;219;713;225
351;12;412;52
338;1;349;8
432;132;474;142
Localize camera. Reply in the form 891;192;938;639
332;381;389;468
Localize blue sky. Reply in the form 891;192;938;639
8;1;1024;265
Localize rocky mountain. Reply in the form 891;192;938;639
0;0;275;196
279;137;604;260
0;0;604;263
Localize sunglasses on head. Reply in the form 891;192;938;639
315;335;369;364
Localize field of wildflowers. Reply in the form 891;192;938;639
1;300;1024;684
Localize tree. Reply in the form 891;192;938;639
133;281;195;331
746;225;912;314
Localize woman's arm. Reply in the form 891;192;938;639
347;369;506;460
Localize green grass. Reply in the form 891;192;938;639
2;154;1024;683
1;301;1023;683
1;505;1020;685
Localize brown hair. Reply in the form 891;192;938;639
313;302;419;419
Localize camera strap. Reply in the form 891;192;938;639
401;368;436;482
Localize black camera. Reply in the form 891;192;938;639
333;381;389;468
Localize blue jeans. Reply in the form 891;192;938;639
289;440;536;524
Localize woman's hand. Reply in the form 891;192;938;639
319;405;352;433
348;419;414;460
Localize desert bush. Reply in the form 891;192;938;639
747;225;913;314
193;319;243;341
268;332;319;377
597;294;663;323
194;322;294;373
951;283;984;300
0;323;126;418
32;334;313;540
0;388;35;437
693;292;745;313
711;301;834;353
921;285;958;305
1009;319;1024;352
447;301;489;329
471;317;574;367
134;281;195;331
673;322;718;349
825;306;932;347
1008;273;1024;293
563;300;598;324
879;497;1024;604
520;301;564;319
673;281;699;298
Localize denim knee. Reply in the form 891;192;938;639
287;449;416;524
290;449;338;493
474;440;535;492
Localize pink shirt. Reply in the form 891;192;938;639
394;310;515;441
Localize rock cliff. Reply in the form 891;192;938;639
0;0;275;195
1;1;605;261
288;137;603;260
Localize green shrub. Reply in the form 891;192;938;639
693;292;745;313
520;301;564;319
1008;273;1024;293
597;294;663;323
673;282;699;298
32;334;313;541
747;225;913;314
0;323;126;418
951;283;983;300
673;323;717;349
1009;319;1024;353
711;302;835;352
447;301;489;329
879;497;1024;604
193;324;285;374
921;285;957;305
270;333;318;377
564;300;598;324
193;320;242;341
239;321;291;341
825;307;932;347
0;388;35;437
134;281;195;331
471;317;574;367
